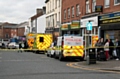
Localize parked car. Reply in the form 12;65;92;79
0;43;6;49
7;42;19;49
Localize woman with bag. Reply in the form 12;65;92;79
104;39;110;60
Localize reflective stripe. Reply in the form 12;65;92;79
36;34;52;50
63;45;84;57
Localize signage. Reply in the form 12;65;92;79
64;36;83;46
95;5;103;12
61;24;69;30
81;16;98;28
99;12;120;20
100;17;120;24
99;12;120;25
86;22;92;30
71;21;80;29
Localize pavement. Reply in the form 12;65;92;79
73;59;120;72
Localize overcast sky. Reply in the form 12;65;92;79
0;0;45;24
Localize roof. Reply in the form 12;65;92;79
16;21;29;28
2;22;18;28
30;12;43;21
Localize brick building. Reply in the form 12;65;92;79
61;0;83;36
61;0;120;46
0;22;18;41
96;0;120;41
0;22;28;42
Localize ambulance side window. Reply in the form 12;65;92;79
39;37;44;42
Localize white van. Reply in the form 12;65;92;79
54;36;84;61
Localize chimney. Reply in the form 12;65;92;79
36;8;43;14
42;6;46;14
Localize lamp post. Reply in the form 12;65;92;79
86;21;92;65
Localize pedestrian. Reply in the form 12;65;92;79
95;39;102;60
109;39;114;59
115;38;120;60
104;39;110;60
100;38;104;46
18;42;22;53
95;39;101;53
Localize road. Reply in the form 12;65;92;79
0;50;120;79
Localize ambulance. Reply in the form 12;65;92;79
26;33;36;51
32;33;53;53
54;36;84;61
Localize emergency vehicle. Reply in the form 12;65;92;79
53;36;84;61
32;33;53;53
27;33;36;51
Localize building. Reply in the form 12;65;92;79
45;0;61;40
61;0;84;36
97;0;120;41
29;7;46;33
0;22;18;41
17;21;29;36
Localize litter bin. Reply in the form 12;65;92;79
86;47;96;64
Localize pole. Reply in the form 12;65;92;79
86;30;90;65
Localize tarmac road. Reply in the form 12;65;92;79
0;51;120;79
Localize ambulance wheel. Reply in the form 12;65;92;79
54;53;58;59
79;57;84;61
59;54;63;61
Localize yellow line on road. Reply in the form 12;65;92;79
66;62;120;74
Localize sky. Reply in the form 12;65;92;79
0;0;45;24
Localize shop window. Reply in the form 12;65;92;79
114;0;120;5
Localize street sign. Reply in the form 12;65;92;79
87;22;92;30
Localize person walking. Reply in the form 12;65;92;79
18;42;22;53
109;39;114;59
95;39;102;60
115;38;120;60
104;39;110;60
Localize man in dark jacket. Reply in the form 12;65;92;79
18;42;22;53
115;38;120;60
109;39;114;59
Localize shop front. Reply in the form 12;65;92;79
61;23;71;36
99;12;120;42
70;21;81;36
81;15;99;47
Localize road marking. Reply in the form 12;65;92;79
66;62;120;74
41;57;48;58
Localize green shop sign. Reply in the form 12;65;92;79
70;21;80;29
